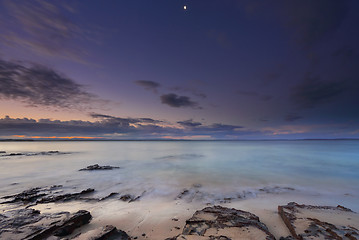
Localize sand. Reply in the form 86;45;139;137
28;191;359;239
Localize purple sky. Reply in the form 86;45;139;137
0;0;359;139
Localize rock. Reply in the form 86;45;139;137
79;164;120;171
37;188;95;204
99;192;119;201
1;186;94;205
9;153;23;156
71;225;131;240
53;210;92;236
119;194;134;202
0;208;91;239
173;205;275;240
1;187;46;204
278;202;359;240
119;194;141;202
0;151;65;157
119;191;146;203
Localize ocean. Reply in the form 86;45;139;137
1;140;358;210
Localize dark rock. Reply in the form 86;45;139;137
119;191;145;203
37;188;94;203
119;194;134;202
278;202;359;239
279;236;296;240
9;153;23;156
0;151;66;157
1;186;94;205
0;208;91;239
1;187;45;204
47;151;59;154
71;225;131;240
79;164;120;171
53;210;92;236
174;205;275;240
176;189;190;199
99;192;119;201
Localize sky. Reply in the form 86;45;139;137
0;0;359;140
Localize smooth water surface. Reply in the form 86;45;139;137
1;140;358;203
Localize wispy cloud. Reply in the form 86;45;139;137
134;80;161;93
290;74;345;109
170;86;207;99
177;119;202;127
0;0;97;63
0;58;104;109
284;113;303;122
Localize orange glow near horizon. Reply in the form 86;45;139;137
11;135;103;139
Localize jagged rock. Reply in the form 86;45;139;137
99;192;119;201
0;208;91;239
0;151;65;157
119;191;146;203
1;187;46;204
53;210;92;236
71;225;131;240
79;164;120;171
1;186;94;205
172;205;275;240
119;194;141;203
9;153;23;156
37;188;95;203
278;202;359;239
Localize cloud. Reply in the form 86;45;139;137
160;93;200;108
0;58;102;109
285;113;303;122
0;115;252;139
290;74;345;109
89;113;163;124
0;0;96;62
171;86;207;99
177;119;202;127
134;80;161;93
198;123;243;132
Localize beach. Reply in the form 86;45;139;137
1;140;359;239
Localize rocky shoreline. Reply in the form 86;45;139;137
1;189;358;239
1;164;358;239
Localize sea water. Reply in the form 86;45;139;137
1;140;358;211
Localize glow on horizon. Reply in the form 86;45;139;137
11;135;104;140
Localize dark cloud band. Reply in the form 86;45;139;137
160;93;199;108
0;59;101;109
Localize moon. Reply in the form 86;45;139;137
183;5;187;10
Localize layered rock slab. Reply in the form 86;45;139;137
71;225;131;240
171;205;275;240
278;202;359;239
0;208;91;239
